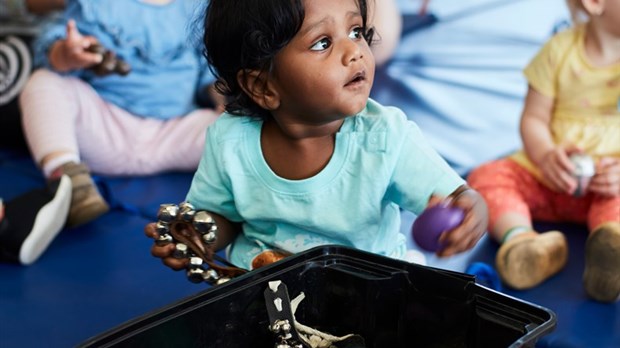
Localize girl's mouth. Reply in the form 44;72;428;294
345;70;366;86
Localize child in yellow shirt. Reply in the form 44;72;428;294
468;0;620;302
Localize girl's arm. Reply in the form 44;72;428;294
521;86;577;194
368;0;402;66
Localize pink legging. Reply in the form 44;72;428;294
19;69;219;176
468;159;620;236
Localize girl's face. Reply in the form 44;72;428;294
268;0;375;126
601;0;620;37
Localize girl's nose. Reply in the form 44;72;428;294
342;40;363;65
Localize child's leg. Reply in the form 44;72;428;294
19;69;83;168
583;196;620;302
19;69;109;226
468;159;568;289
141;108;219;173
75;106;219;175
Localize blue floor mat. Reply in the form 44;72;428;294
469;221;620;348
1;149;618;347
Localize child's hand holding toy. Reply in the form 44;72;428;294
48;19;130;76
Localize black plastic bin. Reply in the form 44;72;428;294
79;246;556;348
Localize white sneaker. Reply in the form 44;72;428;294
0;175;72;265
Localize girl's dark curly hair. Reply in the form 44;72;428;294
203;0;374;119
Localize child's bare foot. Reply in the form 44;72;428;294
496;231;568;289
583;222;620;303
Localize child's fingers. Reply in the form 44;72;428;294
427;194;445;207
144;222;158;238
589;173;620;196
597;157;619;169
79;51;104;65
435;193;472;255
556;169;577;193
83;36;100;48
437;211;485;257
66;19;96;54
436;221;470;256
587;158;620;196
462;219;486;250
150;243;175;258
438;229;472;257
66;19;81;43
543;160;575;193
162;256;189;271
151;244;188;270
146;222;189;270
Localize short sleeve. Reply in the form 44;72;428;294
185;124;242;222
523;30;569;98
387;118;465;215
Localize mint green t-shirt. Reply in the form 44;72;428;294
187;99;464;269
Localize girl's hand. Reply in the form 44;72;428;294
589;157;620;197
436;186;488;257
144;222;189;271
49;19;103;72
538;146;578;194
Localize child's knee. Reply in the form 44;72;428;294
19;69;63;100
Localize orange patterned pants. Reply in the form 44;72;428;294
468;159;620;233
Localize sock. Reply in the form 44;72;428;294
502;226;532;244
42;153;80;179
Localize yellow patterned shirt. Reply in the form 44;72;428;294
510;24;620;178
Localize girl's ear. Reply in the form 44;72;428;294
581;0;605;16
236;69;280;110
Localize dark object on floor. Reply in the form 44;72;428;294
465;261;502;292
0;175;71;265
87;43;131;77
78;246;556;348
0;103;28;149
0;33;34;150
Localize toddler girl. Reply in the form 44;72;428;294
468;0;620;302
147;0;488;271
20;0;222;227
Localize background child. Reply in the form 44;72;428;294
147;0;488;272
19;0;222;227
468;0;620;302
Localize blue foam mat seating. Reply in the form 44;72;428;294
1;148;619;347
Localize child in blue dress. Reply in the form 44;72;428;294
147;0;488;271
20;0;222;227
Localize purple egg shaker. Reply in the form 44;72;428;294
411;203;465;252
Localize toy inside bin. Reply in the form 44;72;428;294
79;246;556;348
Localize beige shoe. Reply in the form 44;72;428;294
583;222;620;303
57;162;109;227
496;231;568;290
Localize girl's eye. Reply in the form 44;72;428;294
349;27;363;40
310;38;331;51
